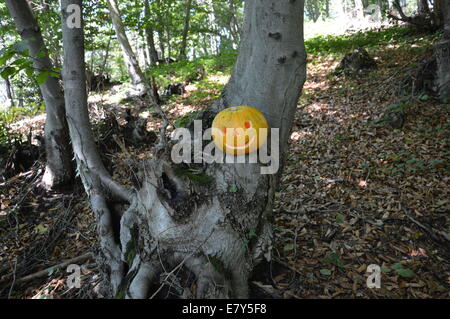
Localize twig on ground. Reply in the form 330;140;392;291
406;214;450;244
274;208;350;215
1;253;93;285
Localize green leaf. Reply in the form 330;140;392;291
36;50;47;59
47;267;56;276
419;94;429;101
0;66;17;79
323;252;345;268
36;71;49;84
283;243;295;252
336;214;345;223
396;268;415;278
35;224;48;234
25;67;34;78
229;185;237;193
320;268;332;276
11;57;28;67
391;262;404;270
248;229;257;238
0;49;15;65
381;266;391;273
49;71;60;79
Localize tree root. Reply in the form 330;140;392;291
97;156;274;299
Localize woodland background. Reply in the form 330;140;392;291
0;0;449;299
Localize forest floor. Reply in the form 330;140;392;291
0;26;449;299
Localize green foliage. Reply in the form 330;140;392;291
0;38;62;109
174;167;213;184
0;120;15;147
335;214;345;223
0;103;45;148
149;50;237;88
0;121;19;148
228;185;238;193
0;39;34;80
173;111;198;128
305;27;416;56
320;268;332;276
383;263;415;278
322;252;345;268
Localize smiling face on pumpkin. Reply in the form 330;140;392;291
211;106;269;155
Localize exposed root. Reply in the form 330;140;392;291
183;255;231;298
126;261;160;299
99;155;274;299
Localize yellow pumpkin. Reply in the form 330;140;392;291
211;106;269;155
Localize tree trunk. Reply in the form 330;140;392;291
393;0;411;20
106;0;155;100
0;21;15;108
434;0;450;101
443;0;450;38
325;0;330;18
157;29;166;60
120;0;306;299
144;0;159;65
227;0;241;44
355;0;365;21
417;0;430;16
179;0;193;60
63;0;306;299
433;0;444;28
5;0;73;190
166;28;172;60
313;0;321;22
60;0;134;294
99;36;111;79
5;78;14;107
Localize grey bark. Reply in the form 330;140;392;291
60;0;134;295
5;78;14;107
157;29;166;60
392;0;411;20
434;0;450;101
433;0;445;28
106;0;156;100
417;0;430;16
99;37;111;79
0;21;15;108
443;0;450;38
179;0;193;60
63;0;306;299
144;0;159;65
5;0;73;190
166;28;172;59
227;0;241;43
116;0;306;299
